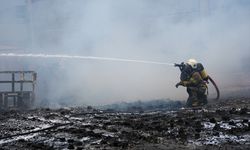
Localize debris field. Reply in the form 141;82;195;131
0;98;249;150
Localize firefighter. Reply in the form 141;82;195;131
175;59;208;107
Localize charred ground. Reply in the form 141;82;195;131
0;98;249;150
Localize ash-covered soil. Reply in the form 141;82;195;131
0;98;249;150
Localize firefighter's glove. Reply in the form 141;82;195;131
175;82;182;88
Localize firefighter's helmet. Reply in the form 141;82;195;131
187;59;198;69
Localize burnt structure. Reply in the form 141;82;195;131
0;71;36;109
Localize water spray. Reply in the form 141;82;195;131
0;53;174;66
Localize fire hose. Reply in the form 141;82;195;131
208;75;220;100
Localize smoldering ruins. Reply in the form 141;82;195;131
0;99;249;149
0;0;250;149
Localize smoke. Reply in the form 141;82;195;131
0;0;250;106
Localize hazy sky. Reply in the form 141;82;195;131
0;0;250;106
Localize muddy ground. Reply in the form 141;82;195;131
0;98;249;150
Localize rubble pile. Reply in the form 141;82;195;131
0;98;249;150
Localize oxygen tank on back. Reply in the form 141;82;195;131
196;63;209;81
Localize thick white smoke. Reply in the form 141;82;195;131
0;0;249;106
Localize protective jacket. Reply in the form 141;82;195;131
179;68;208;107
180;72;206;87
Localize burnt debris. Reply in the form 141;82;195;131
0;98;249;150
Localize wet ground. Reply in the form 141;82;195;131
0;98;249;150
